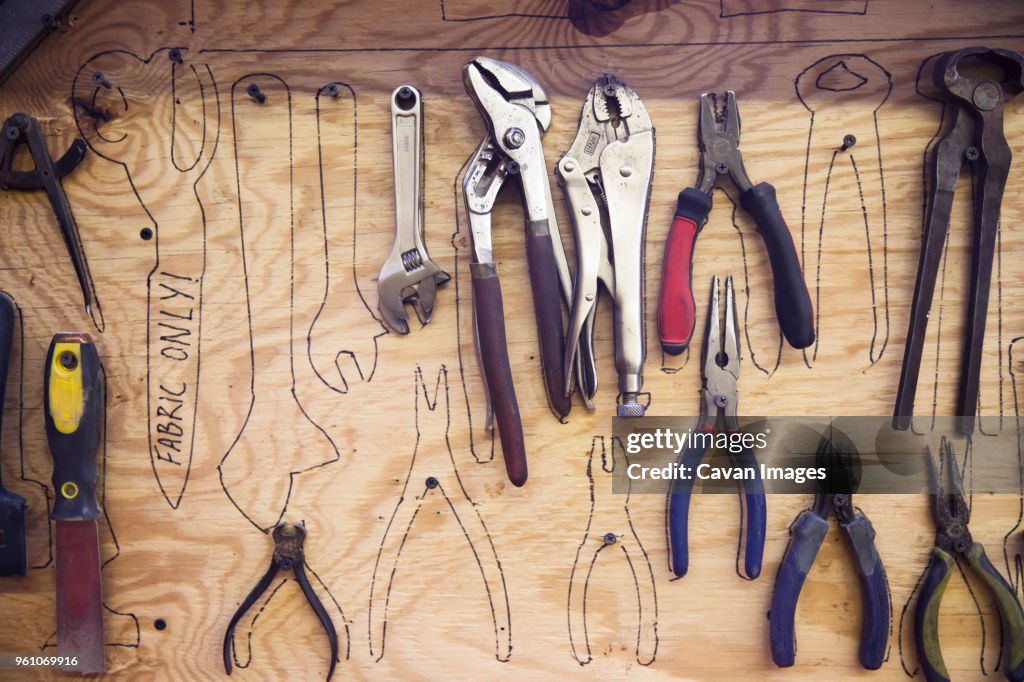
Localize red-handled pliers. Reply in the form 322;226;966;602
657;91;814;355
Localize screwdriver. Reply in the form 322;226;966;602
45;332;105;673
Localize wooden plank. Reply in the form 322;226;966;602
0;0;1023;678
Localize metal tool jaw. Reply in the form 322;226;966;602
378;86;451;334
0;113;92;316
557;75;654;417
926;438;973;555
700;276;740;431
694;91;753;195
223;521;339;680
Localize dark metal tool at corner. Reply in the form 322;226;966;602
45;331;105;673
916;438;1024;682
224;522;339;681
0;294;26;578
769;426;889;671
667;275;765;580
0;112;95;319
462;57;574;486
558;75;654;418
894;47;1024;436
378;85;450;334
657;92;814;355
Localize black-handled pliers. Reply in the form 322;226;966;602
657;92;814;354
223;522;339;680
667;275;766;580
915;438;1024;682
769;427;889;670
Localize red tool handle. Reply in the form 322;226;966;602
658;188;713;355
470;262;528;487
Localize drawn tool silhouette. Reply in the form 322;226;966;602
218;74;341;531
795;54;892;368
369;365;511;663
568;436;658;666
72;48;220;510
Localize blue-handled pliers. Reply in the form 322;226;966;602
769;426;890;670
667;275;766;580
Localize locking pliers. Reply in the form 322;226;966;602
557;75;654;417
462;57;574;485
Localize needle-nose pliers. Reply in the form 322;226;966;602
667;275;766;580
916;438;1024;682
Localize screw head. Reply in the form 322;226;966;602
716;162;729;175
59;351;78;371
4;126;18;141
714;394;728;408
425;476;439;489
563;160;576;173
965;146;980;162
506;160;521;175
603;532;617;545
503;127;526;149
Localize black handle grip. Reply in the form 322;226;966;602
769;510;829;667
45;333;103;521
840;514;890;670
739;183;815;349
0;294;14;460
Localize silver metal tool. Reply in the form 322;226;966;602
462;57;575;485
558;75;654;417
378;85;450;334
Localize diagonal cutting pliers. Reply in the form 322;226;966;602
558;75;654;417
667;275;766;579
462;57;575;485
769;426;889;670
915;437;1024;682
657;91;814;354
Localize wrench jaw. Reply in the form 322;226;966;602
376;261;451;335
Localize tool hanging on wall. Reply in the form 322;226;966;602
916;438;1024;682
769;426;889;670
45;331;105;673
657;92;814;355
667;275;766;580
223;522;339;681
558;74;654;417
0;293;26;577
378;85;450;334
462;56;575;485
0;113;95;320
893;47;1024;435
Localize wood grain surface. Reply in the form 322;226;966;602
1;0;1024;679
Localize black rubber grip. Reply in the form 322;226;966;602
739;183;815;349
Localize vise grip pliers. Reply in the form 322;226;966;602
557;75;654;417
462;57;574;486
893;47;1024;435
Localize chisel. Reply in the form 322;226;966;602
0;293;26;577
45;332;104;673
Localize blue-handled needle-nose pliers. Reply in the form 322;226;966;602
667;275;766;580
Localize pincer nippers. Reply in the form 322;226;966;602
462;57;574;485
558;75;654;417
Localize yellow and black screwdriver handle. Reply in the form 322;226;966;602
44;333;103;522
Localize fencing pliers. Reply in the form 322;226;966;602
657;92;814;354
667;275;766;579
223;522;339;681
462;57;574;486
916;438;1024;682
557;75;654;418
769;426;889;670
894;47;1024;436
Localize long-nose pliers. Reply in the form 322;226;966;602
667;275;766;580
916;437;1024;682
